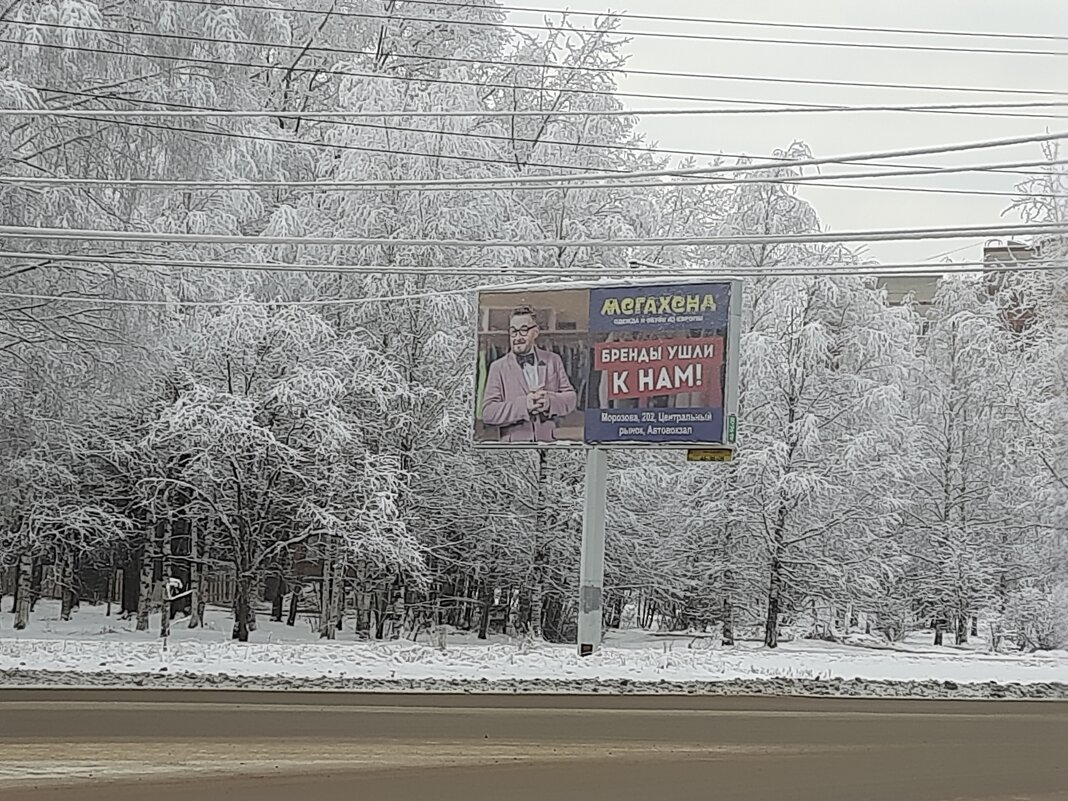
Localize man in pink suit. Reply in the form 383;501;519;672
481;305;578;443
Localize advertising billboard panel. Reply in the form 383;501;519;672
474;279;740;448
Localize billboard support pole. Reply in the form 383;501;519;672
577;446;607;656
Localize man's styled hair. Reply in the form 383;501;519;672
511;305;538;322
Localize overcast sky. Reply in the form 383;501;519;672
506;1;1068;265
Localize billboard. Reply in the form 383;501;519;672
473;279;740;448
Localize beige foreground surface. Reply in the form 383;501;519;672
1;689;1066;801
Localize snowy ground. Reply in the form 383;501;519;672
1;600;1066;694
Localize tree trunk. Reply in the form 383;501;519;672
29;560;43;611
354;588;370;636
160;593;171;639
271;586;284;622
506;586;518;636
477;581;492;640
392;587;406;640
196;524;209;627
722;517;736;646
265;550;285;623
120;553;139;616
187;519;202;629
14;552;31;630
106;554;115;617
764;557;782;648
721;596;735;646
529;448;548;640
319;567;332;639
609;593;625;629
286;586;299;626
374;593;388;639
233;576;251;642
971;615;978;637
320;536;338;639
160;516;173;639
764;489;789;649
464;583;477;631
331;551;344;633
135;530;156;632
458;576;470;628
247;583;257;632
530;578;544;639
59;549;75;621
71;553;80;613
934;617;945;646
320;580;334;638
955;614;969;645
354;559;371;637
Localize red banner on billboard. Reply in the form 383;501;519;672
593;336;724;401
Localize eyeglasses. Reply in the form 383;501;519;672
509;325;537;336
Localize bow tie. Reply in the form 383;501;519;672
517;352;536;367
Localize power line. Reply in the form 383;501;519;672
3;222;1065;249
923;242;985;261
19;108;1063;200
5;129;1065;189
2;249;1059;279
152;0;1068;57
799;185;1064;199
36;87;1062;179
4;32;833;115
34;105;634;175
368;0;1068;43
0;285;480;308
64;115;632;176
26;86;781;168
1;35;723;115
7;101;1064;120
12;19;1066;99
0;250;541;277
8;110;1066;201
4;260;1067;308
6;158;1065;193
5;37;1066;122
13;166;1062;199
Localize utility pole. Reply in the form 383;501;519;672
577;447;607;655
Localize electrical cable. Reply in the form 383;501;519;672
4;129;1064;188
10;19;1066;99
35;87;1063;180
0;285;480;307
14;109;1065;197
1;249;1059;278
3;259;1066;307
333;0;1068;43
33;108;637;175
10;33;903;115
4;35;1064;122
5;95;1067;120
6;158;1063;192
2;222;1065;248
151;0;1068;57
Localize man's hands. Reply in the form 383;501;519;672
526;388;550;415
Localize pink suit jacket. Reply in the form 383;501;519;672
481;347;578;443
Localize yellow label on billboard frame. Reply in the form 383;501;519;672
686;448;733;462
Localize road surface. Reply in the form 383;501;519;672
2;689;1066;801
